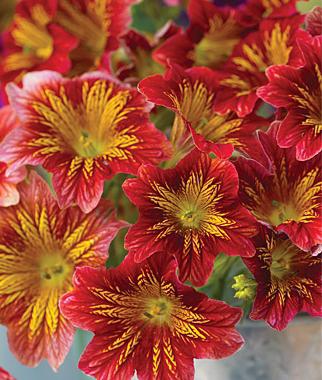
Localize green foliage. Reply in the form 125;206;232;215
131;0;181;33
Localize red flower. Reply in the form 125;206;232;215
123;149;257;286
56;0;139;74
60;253;244;380
139;64;269;161
235;124;322;252
0;0;78;85
0;367;15;380
1;71;171;213
214;15;308;117
153;0;245;70
0;106;25;206
257;36;322;161
0;172;127;369
114;24;179;84
243;225;322;330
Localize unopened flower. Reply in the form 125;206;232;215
0;172;127;369
236;124;322;252
232;274;256;301
60;253;244;380
123;149;257;286
1;71;171;213
243;225;322;330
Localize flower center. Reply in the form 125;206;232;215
178;206;203;229
39;254;71;288
270;240;298;280
194;16;241;69
269;200;299;226
143;297;173;325
31;80;140;160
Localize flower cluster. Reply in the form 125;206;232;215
0;1;321;379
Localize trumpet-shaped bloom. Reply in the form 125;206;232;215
1;71;171;213
139;64;269;161
0;367;15;380
257;36;322;161
214;15;308;117
0;0;78;85
60;253;244;380
0;106;25;206
153;0;244;69
123;149;257;286
236;125;322;252
243;226;322;330
0;172;127;369
56;0;139;74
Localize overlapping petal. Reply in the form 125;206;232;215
123;149;257;286
139;64;269;161
0;0;78;85
257;36;322;160
243;225;322;330
214;15;308;117
0;70;171;213
60;253;244;380
153;0;245;70
0;172;127;369
236;124;322;252
56;0;140;74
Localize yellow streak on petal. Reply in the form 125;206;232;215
45;289;60;336
62;220;89;251
28;295;48;339
163;337;177;374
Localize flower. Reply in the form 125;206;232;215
56;0;139;74
0;0;78;85
113;23;179;84
257;36;322;161
243;225;322;330
214;15;308;117
0;367;15;380
123;149;257;286
139;64;269;161
153;0;244;69
1;70;171;213
0;172;127;369
235;124;322;252
60;253;244;380
0;105;25;206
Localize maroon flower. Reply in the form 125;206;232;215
243;225;322;330
257;36;322;161
123;149;257;286
60;253;244;380
236;124;322;252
